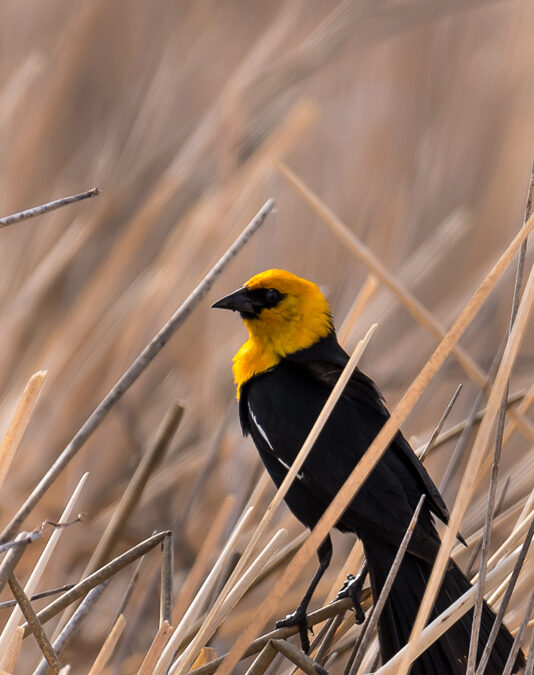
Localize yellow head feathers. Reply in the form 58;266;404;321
213;269;333;397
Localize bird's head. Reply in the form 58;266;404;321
213;269;333;393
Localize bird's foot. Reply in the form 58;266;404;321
276;606;312;653
336;574;365;624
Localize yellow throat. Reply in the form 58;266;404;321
232;269;333;397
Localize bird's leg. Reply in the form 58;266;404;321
276;535;332;653
336;562;367;624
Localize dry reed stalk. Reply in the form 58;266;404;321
0;473;88;655
0;626;23;673
168;528;288;675
83;403;183;577
338;275;378;345
0;188;99;228
152;506;255;674
216;194;534;675
375;544;530;673
396;256;534;675
325;538;365;607
8;573;61;674
275;160;534;445
0;199;274;545
418;384;463;464
172;495;235;624
160;532;174;627
0;533;36;595
502;381;534;445
87;613;126;675
0;371;47;492
137;621;172;675
501;590;534;675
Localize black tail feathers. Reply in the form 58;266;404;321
363;536;524;675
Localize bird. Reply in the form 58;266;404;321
212;268;523;674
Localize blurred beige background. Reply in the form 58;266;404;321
0;1;533;671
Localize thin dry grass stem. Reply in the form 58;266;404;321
502;382;534;446
417;390;525;458
275;160;534;445
168;528;288;675
83;404;183;578
376;544;530;674
33;581;110;675
21;530;170;638
160;532;174;627
112;554;146;627
467;183;530;673
338;274;378;345
270;638;328;675
501;591;534;675
153;506;255;674
217;188;534;675
244;640;278;675
0;200;274;545
0;187;99;228
397;253;534;675
8;573;61;674
0;626;23;672
465;476;511;578
173;495;235;624
87;613;126;675
418;385;462;463
475;516;534;675
188;598;354;675
0;472;89;654
344;495;426;675
137;621;172;675
0;370;47;492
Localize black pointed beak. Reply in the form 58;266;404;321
211;287;256;316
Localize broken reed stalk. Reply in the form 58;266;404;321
160;532;174;627
87;613;126;675
275;160;534;445
0;473;89;654
8;573;61;674
344;495;426;675
397;252;534;674
21;530;170;638
215;182;534;675
83;403;183;577
418;385;462;464
270;638;328;675
33;582;110;675
0;187;99;228
0;370;47;492
0;199;274;545
138;621;172;675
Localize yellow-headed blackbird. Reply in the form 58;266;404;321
213;269;523;674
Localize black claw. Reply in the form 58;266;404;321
336;573;365;624
275;606;311;653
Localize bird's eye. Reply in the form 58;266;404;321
264;288;282;306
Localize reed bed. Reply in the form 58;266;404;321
0;1;533;673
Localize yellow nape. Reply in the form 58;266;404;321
233;269;333;397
